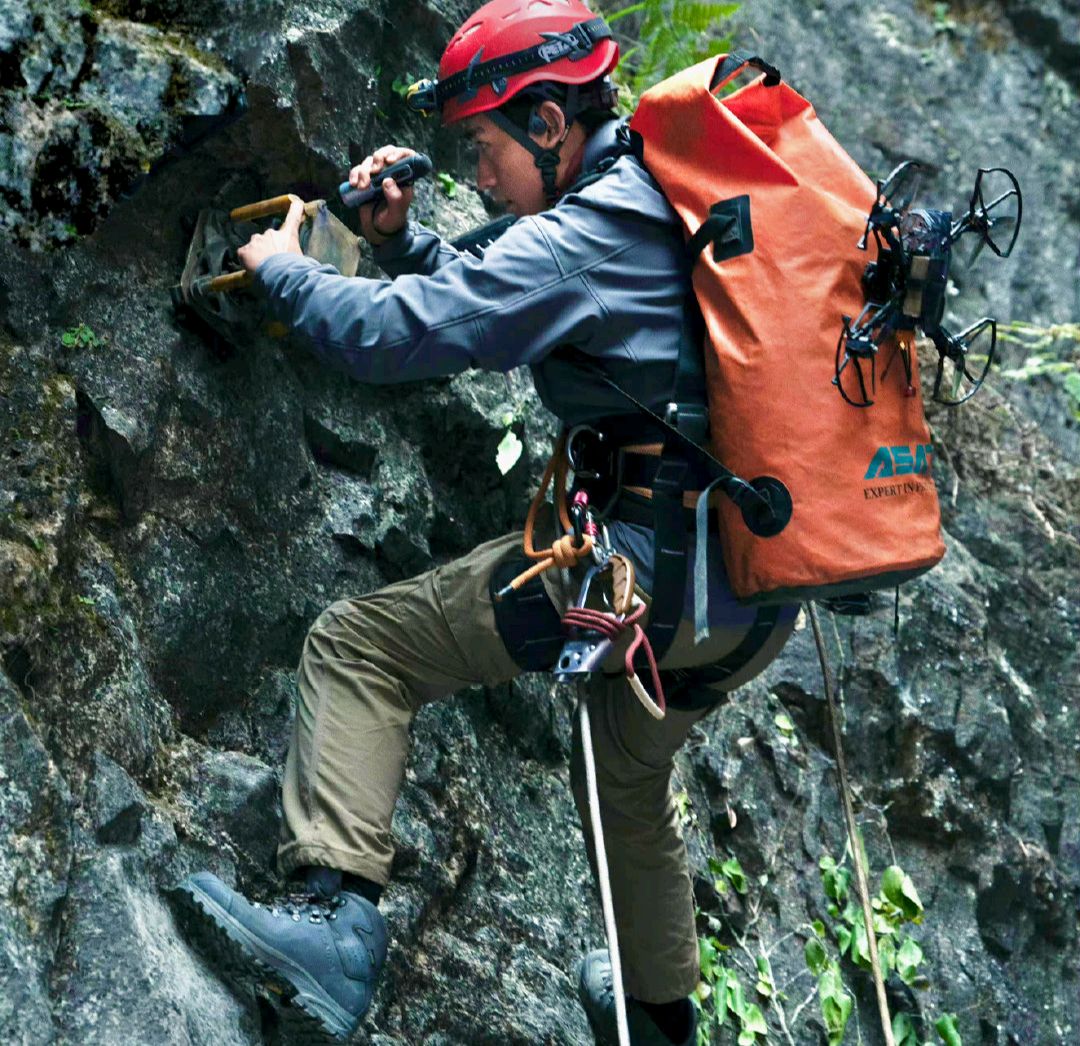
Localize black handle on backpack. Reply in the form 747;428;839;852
710;52;782;91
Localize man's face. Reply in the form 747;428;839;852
460;114;547;218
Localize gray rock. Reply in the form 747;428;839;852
52;849;252;1045
0;672;72;1046
86;751;148;845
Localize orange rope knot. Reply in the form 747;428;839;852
550;533;594;569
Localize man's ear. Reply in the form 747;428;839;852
531;100;569;146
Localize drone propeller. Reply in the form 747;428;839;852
930;317;997;405
859;161;924;250
950;167;1022;259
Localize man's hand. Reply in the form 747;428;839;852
350;145;417;246
237;196;306;272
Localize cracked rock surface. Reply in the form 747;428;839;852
0;0;1077;1043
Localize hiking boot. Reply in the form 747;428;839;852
578;950;697;1046
174;869;387;1041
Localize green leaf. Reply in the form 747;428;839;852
850;920;873;970
805;936;828;975
836;925;851;957
495;430;522;475
725;974;747;1019
774;712;795;734
892;1012;919;1046
877;934;896;976
881;866;924;922
721;857;748;894
62;331;78;346
698;936;718;981
820;856;850;904
896;936;924;986
812;919;827;937
76;595;96;606
820;975;853;1046
935;1013;962;1046
742;1002;768;1035
436;171;457;198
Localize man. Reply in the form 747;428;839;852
177;2;796;1042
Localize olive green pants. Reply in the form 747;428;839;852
278;510;792;1003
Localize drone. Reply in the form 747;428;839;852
834;161;1022;408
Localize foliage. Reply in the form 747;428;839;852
686;763;964;1045
595;0;740;108
60;324;104;351
495;430;523;474
997;321;1080;421
695;860;771;1046
436;172;458;198
391;73;415;101
931;2;958;35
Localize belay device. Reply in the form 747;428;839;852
628;53;1022;606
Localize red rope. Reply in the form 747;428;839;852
560;604;666;715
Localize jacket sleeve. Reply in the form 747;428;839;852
371;219;464;277
253;213;632;385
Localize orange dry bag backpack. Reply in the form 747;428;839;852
628;53;946;607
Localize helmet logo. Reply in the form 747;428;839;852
538;25;591;63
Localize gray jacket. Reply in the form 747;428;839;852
255;121;781;630
254;120;699;426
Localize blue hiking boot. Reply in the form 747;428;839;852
174;868;387;1041
578;950;697;1046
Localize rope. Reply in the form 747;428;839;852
561;604;666;720
578;696;631;1046
495;432;594;601
807;602;896;1046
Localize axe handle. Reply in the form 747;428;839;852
229;196;319;223
230;195;296;222
208;270;253;293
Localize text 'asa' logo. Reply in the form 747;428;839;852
864;444;934;480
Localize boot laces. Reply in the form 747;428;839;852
259;891;348;923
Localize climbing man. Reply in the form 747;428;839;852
176;1;797;1042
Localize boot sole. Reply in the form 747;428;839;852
172;880;359;1043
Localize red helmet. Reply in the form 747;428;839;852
408;0;619;125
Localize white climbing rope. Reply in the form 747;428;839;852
578;695;631;1046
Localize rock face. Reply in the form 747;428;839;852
0;1;1077;1044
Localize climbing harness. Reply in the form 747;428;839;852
495;432;668;717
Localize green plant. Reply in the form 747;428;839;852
809;851;968;1045
60;324;104;351
931;2;958;35
391;73;415;101
436;172;458;198
997;321;1080;420
596;0;740;107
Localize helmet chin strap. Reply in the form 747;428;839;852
489;85;581;206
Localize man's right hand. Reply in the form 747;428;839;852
350;145;417;247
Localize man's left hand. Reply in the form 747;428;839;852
237;196;306;272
